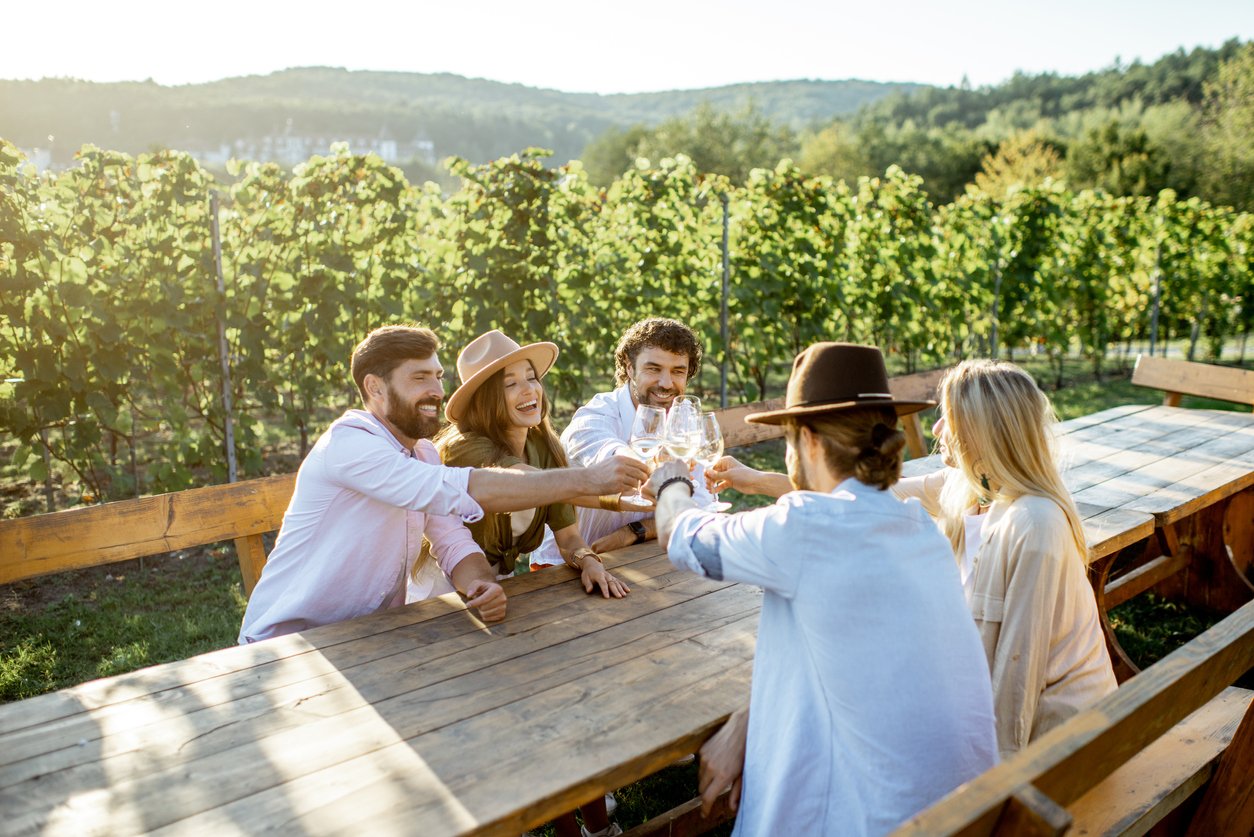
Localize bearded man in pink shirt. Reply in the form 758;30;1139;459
240;325;647;644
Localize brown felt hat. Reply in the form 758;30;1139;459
745;342;935;425
445;330;559;424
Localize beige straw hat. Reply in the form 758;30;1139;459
445;330;559;424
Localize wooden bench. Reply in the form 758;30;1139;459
892;597;1254;837
715;366;946;457
0;473;295;597
627;599;1254;837
1132;354;1254;408
0;371;944;600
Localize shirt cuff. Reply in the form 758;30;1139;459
444;465;485;524
667;507;720;578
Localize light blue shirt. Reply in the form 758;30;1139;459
668;478;998;837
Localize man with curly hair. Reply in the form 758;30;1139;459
531;317;706;567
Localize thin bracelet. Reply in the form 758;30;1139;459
658;475;695;498
570;549;601;572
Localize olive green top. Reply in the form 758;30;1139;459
440;430;577;574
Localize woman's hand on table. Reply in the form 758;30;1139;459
579;552;630;599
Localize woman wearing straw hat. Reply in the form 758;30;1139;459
433;330;628;837
434;330;630;601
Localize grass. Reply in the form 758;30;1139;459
0;547;247;702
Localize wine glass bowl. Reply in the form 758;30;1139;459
623;404;666;507
664;400;703;462
695;412;731;512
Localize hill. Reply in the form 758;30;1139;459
0;68;922;170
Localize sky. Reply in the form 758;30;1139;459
3;0;1252;94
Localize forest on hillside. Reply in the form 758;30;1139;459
0;40;1249;209
583;39;1253;211
0;70;917;176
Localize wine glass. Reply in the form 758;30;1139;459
664;399;703;463
696;412;732;512
623;404;666;507
670;394;702;414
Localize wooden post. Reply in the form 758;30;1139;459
719;191;730;409
211;192;237;484
38;427;54;513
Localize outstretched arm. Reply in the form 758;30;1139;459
467;455;648;513
707;455;791;499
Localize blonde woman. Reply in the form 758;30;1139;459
893;359;1116;755
709;359;1117;757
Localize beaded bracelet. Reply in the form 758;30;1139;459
658;475;695;498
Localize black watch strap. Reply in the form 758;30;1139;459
628;520;647;544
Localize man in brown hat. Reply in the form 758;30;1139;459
648;342;998;836
239;324;647;644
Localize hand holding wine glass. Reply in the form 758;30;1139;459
623;404;666;508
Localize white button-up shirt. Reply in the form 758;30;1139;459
239;410;484;643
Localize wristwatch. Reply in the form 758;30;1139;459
628;520;648;545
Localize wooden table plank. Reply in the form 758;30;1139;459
4;587;760;836
1071;425;1254;514
0;542;675;741
0;551;707;778
154;621;756;837
0;562;761;836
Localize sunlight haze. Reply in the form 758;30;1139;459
4;0;1252;92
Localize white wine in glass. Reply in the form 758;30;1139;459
665;400;702;462
623;404;666;507
696;412;731;511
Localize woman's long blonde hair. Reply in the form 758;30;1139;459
937;359;1088;563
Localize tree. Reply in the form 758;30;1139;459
580;103;796;185
1199;43;1254;210
1065;121;1171;197
972;132;1064;199
580;124;651;187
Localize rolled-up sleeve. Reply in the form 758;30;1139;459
414;442;487;574
668;501;798;597
326;427;484;523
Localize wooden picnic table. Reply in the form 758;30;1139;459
0;542;758;837
4;403;1252;836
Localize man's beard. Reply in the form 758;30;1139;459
631;380;679;409
387;389;443;440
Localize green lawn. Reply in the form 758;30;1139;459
0;547;247;702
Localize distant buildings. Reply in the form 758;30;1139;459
16;131;436;173
198;133;437;168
